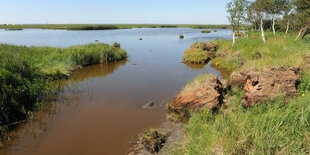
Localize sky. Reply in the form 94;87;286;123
0;0;230;24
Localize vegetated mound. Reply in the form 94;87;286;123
139;129;166;154
183;42;219;64
230;67;300;107
201;30;211;33
167;74;225;121
0;43;127;136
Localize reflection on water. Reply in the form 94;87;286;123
70;60;127;82
0;28;232;155
183;62;207;70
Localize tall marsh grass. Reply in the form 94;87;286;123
0;43;127;134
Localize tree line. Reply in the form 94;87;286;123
227;0;310;44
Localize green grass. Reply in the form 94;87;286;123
210;31;310;72
174;33;310;154
183;48;210;64
178;84;310;154
183;42;217;64
0;43;127;135
0;24;236;30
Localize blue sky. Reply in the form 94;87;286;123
0;0;229;24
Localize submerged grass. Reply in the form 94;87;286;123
0;43;127;135
210;31;310;72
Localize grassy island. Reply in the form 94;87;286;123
201;30;212;33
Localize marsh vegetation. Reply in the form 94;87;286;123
0;43;127;135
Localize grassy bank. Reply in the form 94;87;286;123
211;31;310;72
0;43;127;135
172;32;310;154
0;24;237;30
176;84;310;154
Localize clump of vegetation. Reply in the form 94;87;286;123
5;28;23;31
140;129;166;153
68;25;119;30
0;43;127;135
201;30;211;33
183;42;219;64
213;29;217;32
235;31;244;37
179;34;184;39
159;25;177;28
113;42;121;48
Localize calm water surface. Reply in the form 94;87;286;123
0;28;231;155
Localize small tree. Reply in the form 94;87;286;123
246;2;260;30
227;0;250;45
282;0;294;34
294;0;310;40
269;0;288;35
253;0;273;43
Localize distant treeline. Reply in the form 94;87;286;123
0;24;249;30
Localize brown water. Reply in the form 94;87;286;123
0;28;232;155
